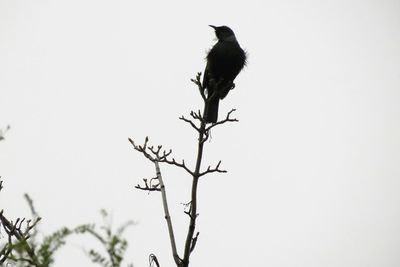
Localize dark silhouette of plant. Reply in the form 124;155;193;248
0;192;72;267
0;187;42;266
129;73;238;267
1;126;135;267
0;190;134;267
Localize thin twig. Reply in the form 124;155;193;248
199;160;227;177
129;72;239;267
129;138;193;175
206;109;238;132
135;178;161;192
190;72;206;101
0;212;41;266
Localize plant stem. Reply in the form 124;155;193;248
155;161;181;265
182;108;207;267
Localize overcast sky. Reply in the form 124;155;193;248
1;0;400;266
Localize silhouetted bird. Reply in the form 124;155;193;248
203;25;246;123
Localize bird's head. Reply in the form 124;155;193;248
209;25;237;42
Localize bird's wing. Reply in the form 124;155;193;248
202;61;210;90
202;61;213;99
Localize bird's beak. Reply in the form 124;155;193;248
208;25;217;30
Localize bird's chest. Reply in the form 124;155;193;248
209;43;241;63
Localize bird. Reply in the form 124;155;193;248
203;25;246;123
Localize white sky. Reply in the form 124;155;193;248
1;0;400;266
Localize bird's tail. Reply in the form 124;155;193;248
204;96;219;123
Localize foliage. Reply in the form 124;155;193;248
74;209;134;267
0;191;134;267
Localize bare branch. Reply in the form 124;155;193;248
206;109;238;131
135;178;161;192
129;137;193;175
190;232;200;253
190;72;206;101
149;253;160;267
179;115;200;132
0;211;42;266
160;158;193;175
130;72;239;267
181;202;197;220
154;161;182;266
199;160;227;177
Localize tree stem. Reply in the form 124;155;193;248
155;161;181;265
182;106;207;267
